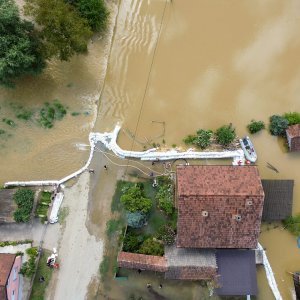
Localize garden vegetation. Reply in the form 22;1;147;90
20;247;38;277
13;188;34;223
283;215;300;236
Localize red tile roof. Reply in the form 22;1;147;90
286;124;300;138
117;252;167;272
177;165;264;197
0;254;16;286
176;166;264;249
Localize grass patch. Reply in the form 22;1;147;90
99;255;110;279
283;214;300;236
35;191;52;223
2;118;16;127
30;249;53;300
111;181;127;213
58;206;69;225
106;219;124;238
71;112;81;116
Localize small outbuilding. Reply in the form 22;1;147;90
215;249;257;296
286;124;300;152
262;180;294;221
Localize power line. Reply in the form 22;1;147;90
125;0;169;175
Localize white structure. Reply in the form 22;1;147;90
49;193;64;224
258;243;282;300
90;124;244;161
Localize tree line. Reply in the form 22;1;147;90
0;0;109;87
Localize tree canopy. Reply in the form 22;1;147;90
0;0;45;87
69;0;109;32
24;0;92;61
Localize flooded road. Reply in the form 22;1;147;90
0;0;300;299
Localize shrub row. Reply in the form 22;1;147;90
13;188;34;223
184;124;236;148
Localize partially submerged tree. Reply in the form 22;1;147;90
269;115;289;136
215;124;236;146
24;0;92;61
69;0;109;32
0;0;45;87
247;120;265;134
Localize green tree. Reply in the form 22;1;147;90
25;0;92;61
69;0;109;32
283;112;300;126
215;124;236;146
120;185;152;214
0;0;45;87
183;129;213;149
269;115;289;136
126;211;147;228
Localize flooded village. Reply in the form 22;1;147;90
1;0;300;300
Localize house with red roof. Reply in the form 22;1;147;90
117;165;265;296
0;254;22;300
176;165;264;249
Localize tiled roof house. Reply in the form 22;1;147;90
286;124;300;152
0;254;21;300
176;165;264;249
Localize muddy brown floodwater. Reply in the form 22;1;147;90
1;0;300;299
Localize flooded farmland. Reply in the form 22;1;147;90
1;0;300;299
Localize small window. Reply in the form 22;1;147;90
202;211;208;217
235;215;242;222
13;267;17;281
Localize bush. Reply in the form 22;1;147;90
13;188;34;223
156;176;174;216
156;225;176;245
138;238;164;256
126;211;147;228
283;112;300;126
20;247;38;277
215;124;236;146
247;120;265;134
120;184;152;214
269;115;289;136
123;231;146;253
183;129;213;149
283;215;300;236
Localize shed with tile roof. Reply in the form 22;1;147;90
164;246;217;280
286;124;300;152
117;252;167;272
176;165;264;249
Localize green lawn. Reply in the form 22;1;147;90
30;249;53;300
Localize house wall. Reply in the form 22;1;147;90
291;136;300;152
6;256;21;300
